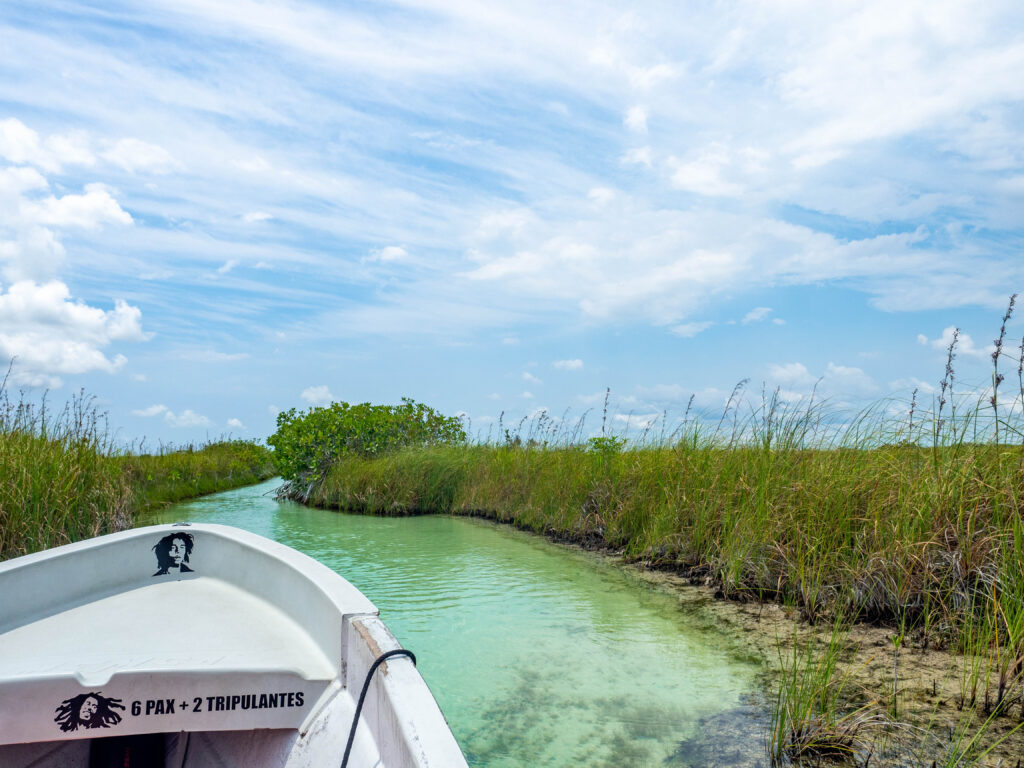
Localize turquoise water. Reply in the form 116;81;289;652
146;479;767;767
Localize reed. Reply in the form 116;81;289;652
768;617;884;764
0;381;275;561
0;385;131;558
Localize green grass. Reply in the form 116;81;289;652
769;617;884;764
116;439;276;511
0;386;275;561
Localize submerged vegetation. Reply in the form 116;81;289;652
0;380;274;561
271;298;1024;765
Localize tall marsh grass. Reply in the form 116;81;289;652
0;384;131;558
0;381;275;561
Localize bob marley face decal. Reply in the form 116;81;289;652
152;531;195;576
54;692;124;731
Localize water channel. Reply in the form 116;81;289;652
146;478;769;767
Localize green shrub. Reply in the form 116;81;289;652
267;398;466;482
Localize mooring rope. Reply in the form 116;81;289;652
340;648;418;768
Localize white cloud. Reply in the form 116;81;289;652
621;146;653;167
367;245;410;263
742;307;773;324
133;404;168;417
766;362;815;388
132;403;211;428
237;157;271;173
587;187;615;205
227;417;245;429
765;361;878;402
216;259;239;275
0;118;94;172
301;384;334;405
267;404;280;416
0;281;148;387
553;358;583;370
774;2;1024;169
670;144;744;197
824;362;878;397
521;390;534;399
614;412;660;429
462;197;993;326
164;409;211;428
1;158;132;283
920;326;992;358
0;165;48;197
31;183;132;230
243;211;273;223
130;372;147;382
890;377;937;395
624;106;648;134
579;390;638;407
670;321;713;338
102;138;178;174
772;318;786;325
522;371;542;384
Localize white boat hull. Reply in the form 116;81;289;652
0;523;468;768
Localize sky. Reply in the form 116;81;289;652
1;0;1023;446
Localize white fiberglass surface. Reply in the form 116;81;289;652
0;578;334;684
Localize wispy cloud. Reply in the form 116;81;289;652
366;245;410;263
670;321;713;338
132;403;211;427
101;138;178;174
553;358;583;370
133;404;168;417
742;307;773;324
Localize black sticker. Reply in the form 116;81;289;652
152;532;195;576
54;692;124;731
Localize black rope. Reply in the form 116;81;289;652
340;648;417;768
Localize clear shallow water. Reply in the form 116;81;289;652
146;478;767;767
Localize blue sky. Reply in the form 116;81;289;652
1;0;1022;445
